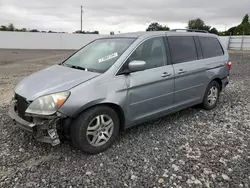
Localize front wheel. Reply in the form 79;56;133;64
201;81;220;110
70;106;120;154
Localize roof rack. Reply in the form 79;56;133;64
170;29;209;33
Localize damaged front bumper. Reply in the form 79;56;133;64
8;100;65;146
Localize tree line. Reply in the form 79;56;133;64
146;14;250;36
223;14;250;35
0;23;99;34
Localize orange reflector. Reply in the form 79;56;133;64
57;98;66;108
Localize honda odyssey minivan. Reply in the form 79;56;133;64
8;30;231;154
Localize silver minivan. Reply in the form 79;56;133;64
8;30;231;154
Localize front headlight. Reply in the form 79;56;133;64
25;91;70;115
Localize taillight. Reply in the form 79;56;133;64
227;61;232;70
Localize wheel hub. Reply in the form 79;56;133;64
86;115;114;147
207;86;218;106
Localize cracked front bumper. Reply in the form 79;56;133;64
8;100;36;132
8;100;63;146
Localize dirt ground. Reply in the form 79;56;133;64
0;49;75;105
1;49;250;187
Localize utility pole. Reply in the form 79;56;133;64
81;6;83;32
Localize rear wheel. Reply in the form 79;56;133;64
201;81;220;110
70;106;120;154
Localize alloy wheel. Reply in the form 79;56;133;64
86;115;114;147
207;86;218;106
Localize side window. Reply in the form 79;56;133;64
168;36;198;64
199;37;224;58
128;37;167;70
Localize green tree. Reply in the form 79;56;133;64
30;29;39;32
0;25;8;31
0;25;27;32
241;14;249;24
146;22;162;31
227;26;237;35
146;22;170;31
187;18;211;31
210;27;219;35
234;14;250;35
7;23;15;31
162;25;170;31
234;23;250;35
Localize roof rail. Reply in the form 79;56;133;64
170;29;209;33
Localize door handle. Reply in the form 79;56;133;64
162;72;172;77
178;69;187;74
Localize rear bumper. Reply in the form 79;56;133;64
221;76;229;90
8;101;36;132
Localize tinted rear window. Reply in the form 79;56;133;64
168;36;198;64
199;37;224;58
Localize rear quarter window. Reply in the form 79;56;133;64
198;37;224;58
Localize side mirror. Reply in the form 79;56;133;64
128;60;146;72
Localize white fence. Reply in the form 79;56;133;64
0;31;249;50
0;31;106;50
228;36;250;50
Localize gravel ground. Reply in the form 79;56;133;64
0;50;250;187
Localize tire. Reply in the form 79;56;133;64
70;106;120;154
201;81;221;110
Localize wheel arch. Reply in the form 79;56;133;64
202;77;222;101
210;77;222;91
72;102;126;131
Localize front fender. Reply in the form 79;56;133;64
58;74;128;118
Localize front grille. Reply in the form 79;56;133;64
15;93;32;122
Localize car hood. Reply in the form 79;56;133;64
15;65;100;101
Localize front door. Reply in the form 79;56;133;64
125;36;175;122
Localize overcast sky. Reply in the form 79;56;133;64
0;0;249;34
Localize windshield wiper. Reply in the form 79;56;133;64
86;68;104;73
63;64;86;70
62;64;103;73
71;65;86;70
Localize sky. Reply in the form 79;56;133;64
0;0;249;34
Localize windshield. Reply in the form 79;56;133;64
63;38;135;73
